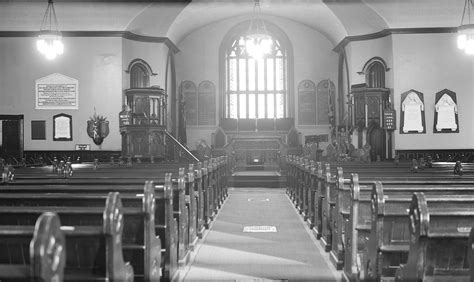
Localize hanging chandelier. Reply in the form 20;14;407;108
245;0;273;60
457;0;474;54
37;0;64;60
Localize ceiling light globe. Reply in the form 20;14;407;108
36;39;47;54
53;39;64;55
457;33;467;50
45;49;57;60
465;38;474;54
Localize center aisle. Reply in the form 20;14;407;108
181;187;339;281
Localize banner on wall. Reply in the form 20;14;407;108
35;73;79;109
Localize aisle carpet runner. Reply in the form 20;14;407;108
182;187;339;281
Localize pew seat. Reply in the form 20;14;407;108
0;192;134;281
395;193;474;281
0;213;65;282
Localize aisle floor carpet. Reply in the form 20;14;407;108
181;188;339;281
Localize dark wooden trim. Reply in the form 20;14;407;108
359;56;390;74
125;58;157;76
24;150;122;164
395;149;474;162
0;30;180;53
333;27;458;52
0;114;24;120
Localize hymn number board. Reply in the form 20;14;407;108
383;109;396;130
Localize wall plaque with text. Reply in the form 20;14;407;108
35;73;79;109
53;113;72;141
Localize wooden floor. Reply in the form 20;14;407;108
180;187;339;281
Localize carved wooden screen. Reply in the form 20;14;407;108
180;81;197;126
298;80;316;125
433;89;459;133
400;89;426;134
316;80;335;124
198;81;216;125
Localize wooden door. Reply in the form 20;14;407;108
368;124;385;161
2;119;22;161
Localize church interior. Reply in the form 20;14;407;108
1;0;474;281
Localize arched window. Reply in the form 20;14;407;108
127;58;155;88
366;62;384;88
130;64;149;88
362;57;388;88
222;21;290;119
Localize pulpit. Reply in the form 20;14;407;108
350;85;393;160
119;87;167;159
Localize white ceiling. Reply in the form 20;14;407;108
0;0;466;46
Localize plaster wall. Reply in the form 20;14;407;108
121;39;168;90
122;40;172;131
175;16;338;150
345;36;394;91
392;33;474;149
0;36;123;151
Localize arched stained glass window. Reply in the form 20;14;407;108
224;29;288;119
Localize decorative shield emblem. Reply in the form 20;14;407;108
99;120;110;138
87;114;109;145
87;120;96;139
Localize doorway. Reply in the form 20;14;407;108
0;115;24;163
367;123;386;161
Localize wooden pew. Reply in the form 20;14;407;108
330;166;474;271
0;181;162;281
366;183;474;281
0;212;65;282
0;192;134;281
7;158;224;237
156;174;179;281
175;168;190;267
4;157;229;279
281;155;474;278
191;163;205;238
1;174;180;281
306;161;320;230
395;192;474;281
342;175;474;281
0;168;216;281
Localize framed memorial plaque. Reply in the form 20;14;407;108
298;80;316;125
399;89;426;134
198;81;216;125
433;89;459;133
181;81;197;126
53;113;72;141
